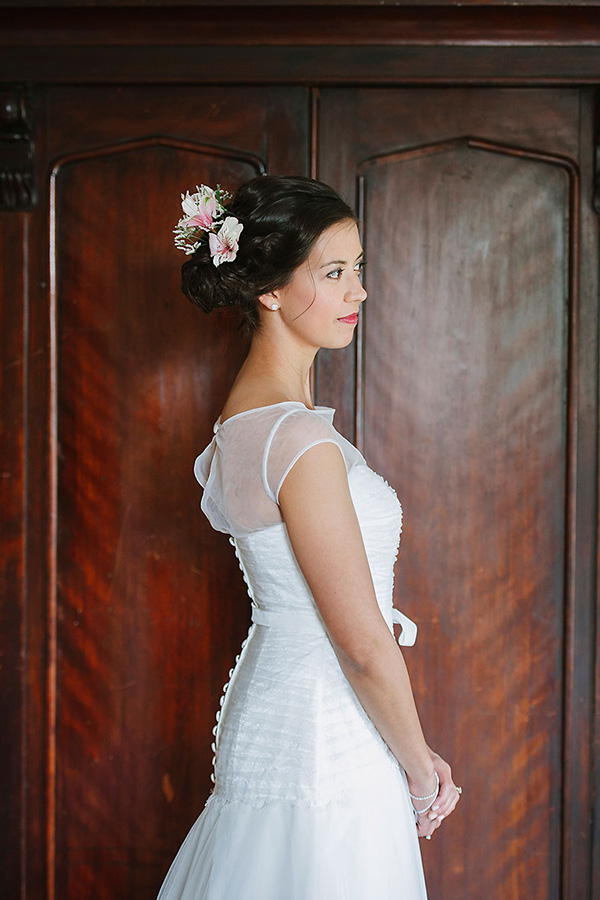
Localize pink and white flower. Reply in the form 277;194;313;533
208;216;244;267
180;186;220;231
173;183;240;258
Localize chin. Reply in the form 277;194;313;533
320;332;356;350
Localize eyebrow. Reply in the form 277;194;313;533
319;251;364;269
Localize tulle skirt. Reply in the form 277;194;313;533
156;761;428;900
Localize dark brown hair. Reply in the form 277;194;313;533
181;175;357;335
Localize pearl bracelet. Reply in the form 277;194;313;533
409;770;440;802
412;794;438;815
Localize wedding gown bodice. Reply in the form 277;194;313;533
157;401;428;899
193;402;417;807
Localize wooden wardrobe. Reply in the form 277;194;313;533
1;3;599;897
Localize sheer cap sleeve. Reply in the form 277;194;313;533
192;402;362;537
263;408;346;504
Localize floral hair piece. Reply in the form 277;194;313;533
173;184;244;266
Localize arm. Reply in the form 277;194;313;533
278;441;437;803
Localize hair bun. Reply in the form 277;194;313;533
179;174;357;334
182;244;251;314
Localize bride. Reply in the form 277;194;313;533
157;175;461;899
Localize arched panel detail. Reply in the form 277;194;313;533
315;84;596;900
50;134;266;179
358;135;578;178
355;136;578;453
45;137;265;898
352;131;577;898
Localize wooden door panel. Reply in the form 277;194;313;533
6;80;597;900
54;142;260;897
318;88;591;900
0;211;28;900
362;140;567;898
41;86;309;899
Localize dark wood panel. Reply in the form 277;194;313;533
3;0;600;6
367;140;566;899
21;87;54;900
3;6;600;87
318;86;580;441
1;69;596;900
318;87;595;900
36;86;309;900
44;86;290;166
565;89;598;900
1;84;54;900
54;143;259;898
0;212;26;900
3;44;600;84
3;6;600;45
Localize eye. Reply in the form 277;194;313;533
354;260;366;273
326;268;343;280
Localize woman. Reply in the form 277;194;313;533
158;175;461;899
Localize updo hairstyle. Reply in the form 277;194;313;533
181;175;357;334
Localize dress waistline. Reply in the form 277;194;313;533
251;604;417;646
251;605;324;633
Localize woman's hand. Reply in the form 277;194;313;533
428;749;461;820
415;806;443;839
414;749;461;840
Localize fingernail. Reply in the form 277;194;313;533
432;805;439;811
438;814;444;822
429;813;438;820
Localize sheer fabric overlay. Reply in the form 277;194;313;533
158;402;428;899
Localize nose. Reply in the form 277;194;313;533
347;273;367;304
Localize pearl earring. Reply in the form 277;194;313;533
270;304;279;310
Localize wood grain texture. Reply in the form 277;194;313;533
318;87;595;900
3;7;600;85
37;85;309;899
53;143;259;898
1;39;597;900
563;88;597;900
3;0;600;8
4;44;600;85
366;141;567;899
3;7;600;45
0;211;27;899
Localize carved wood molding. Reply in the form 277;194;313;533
593;132;600;214
3;8;600;83
0;84;36;211
2;6;600;46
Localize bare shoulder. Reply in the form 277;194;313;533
220;383;292;422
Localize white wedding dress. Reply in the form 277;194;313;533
157;401;428;899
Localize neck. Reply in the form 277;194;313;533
235;321;318;406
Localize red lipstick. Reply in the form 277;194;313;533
338;313;359;324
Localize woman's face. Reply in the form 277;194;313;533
262;219;367;351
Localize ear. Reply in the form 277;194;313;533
257;290;281;311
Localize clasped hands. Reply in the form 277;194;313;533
410;750;461;841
